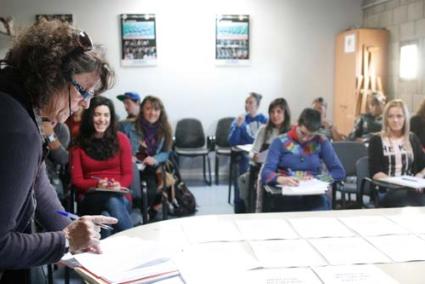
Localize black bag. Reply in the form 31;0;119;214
161;153;197;217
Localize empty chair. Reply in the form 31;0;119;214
332;141;367;208
214;117;235;185
174;118;212;185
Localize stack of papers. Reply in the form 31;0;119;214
378;175;425;189
278;178;329;195
61;236;178;284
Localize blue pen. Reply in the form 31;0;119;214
56;210;113;230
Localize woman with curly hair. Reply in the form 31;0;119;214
0;19;115;282
70;96;133;235
134;96;173;220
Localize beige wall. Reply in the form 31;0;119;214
363;0;425;112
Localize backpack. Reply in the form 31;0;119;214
160;154;197;217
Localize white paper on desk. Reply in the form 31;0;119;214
249;239;327;268
175;242;260;284
387;213;425;234
240;267;322;284
378;175;425;189
278;178;329;195
68;236;174;282
236;144;253;153
339;216;408;236
288;217;355;238
309;237;391;265
367;235;425;262
181;216;242;243
313;264;398;284
235;219;298;240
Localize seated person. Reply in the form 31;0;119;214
369;99;425;208
135;95;173;220
410;98;425;150
118;92;142;155
70;96;133;235
312;97;346;141
261;108;345;212
66;105;83;140
238;98;292;213
349;91;386;143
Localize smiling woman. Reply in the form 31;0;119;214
0;19;115;282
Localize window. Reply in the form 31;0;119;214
399;43;418;80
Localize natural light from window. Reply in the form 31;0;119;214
399;44;418;80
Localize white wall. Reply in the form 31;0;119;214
0;0;362;134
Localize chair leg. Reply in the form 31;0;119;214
215;155;219;185
141;181;148;224
202;155;207;185
207;154;212;186
228;153;234;204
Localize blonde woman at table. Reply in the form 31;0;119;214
369;99;425;207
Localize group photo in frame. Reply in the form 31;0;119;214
120;14;157;67
215;14;250;65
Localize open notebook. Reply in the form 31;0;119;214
277;178;329;195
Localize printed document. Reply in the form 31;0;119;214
235;219;298;240
367;235;425;262
378;175;425;189
339;216;408;236
278;178;329;195
288;217;355;238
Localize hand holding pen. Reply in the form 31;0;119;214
58;210;117;254
91;176;120;189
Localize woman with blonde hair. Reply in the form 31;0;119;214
369;99;425;207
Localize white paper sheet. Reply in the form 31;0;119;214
240;267;322;284
288;217;355;238
181;216;243;243
278;178;329;195
236;144;253;153
249;239;327;268
176;242;260;284
367;235;425;262
387;213;425;234
313;264;399;284
235;219;299;240
309;237;391;265
378;175;425;189
339;216;408;236
66;236;176;283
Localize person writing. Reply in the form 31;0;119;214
369;99;425;207
0;20;115;282
261;108;345;211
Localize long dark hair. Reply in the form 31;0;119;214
136;95;173;151
264;98;291;143
74;96;119;160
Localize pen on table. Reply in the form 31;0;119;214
56;210;113;230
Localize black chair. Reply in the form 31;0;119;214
356;156;404;208
214;117;234;185
174;118;212;185
332;141;367;208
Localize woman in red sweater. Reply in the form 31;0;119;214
70;96;133;235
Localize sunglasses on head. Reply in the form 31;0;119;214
75;30;93;52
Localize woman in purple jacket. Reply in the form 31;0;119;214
0;20;116;283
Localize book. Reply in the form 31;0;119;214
88;187;130;194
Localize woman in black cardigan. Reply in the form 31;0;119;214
369;99;425;207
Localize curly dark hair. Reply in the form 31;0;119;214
136;95;173;151
74;96;119;160
263;98;291;143
2;19;114;108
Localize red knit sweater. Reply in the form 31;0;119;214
70;132;133;200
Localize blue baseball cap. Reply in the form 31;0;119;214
117;92;141;102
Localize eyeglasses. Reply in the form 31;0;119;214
70;79;94;102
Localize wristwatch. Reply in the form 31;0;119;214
47;133;57;143
64;237;70;253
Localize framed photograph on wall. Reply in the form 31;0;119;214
121;14;157;67
216;14;250;65
36;14;73;24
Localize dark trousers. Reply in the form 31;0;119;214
379;189;425;208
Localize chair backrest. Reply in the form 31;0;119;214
175;118;206;148
332;141;367;176
215;117;235;148
356;156;371;197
